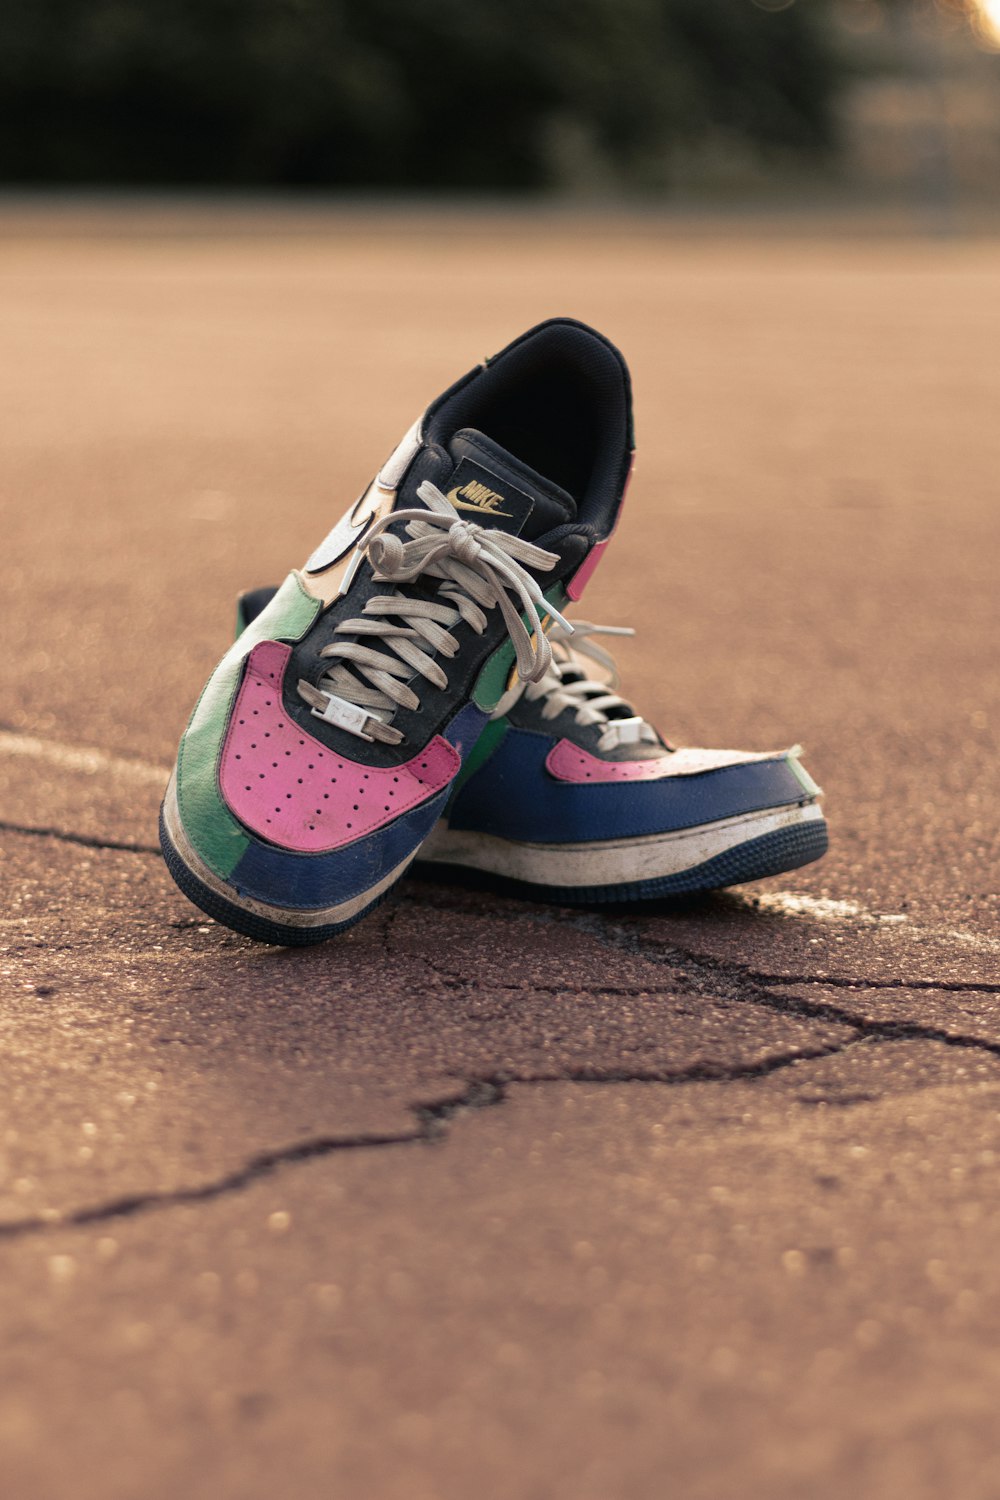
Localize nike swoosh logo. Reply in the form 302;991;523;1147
304;486;393;574
445;487;514;519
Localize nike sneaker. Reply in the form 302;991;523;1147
417;621;828;900
159;318;634;943
231;608;829;904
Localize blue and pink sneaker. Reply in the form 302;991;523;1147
413;622;828;902
159;319;634;944
228;610;828;906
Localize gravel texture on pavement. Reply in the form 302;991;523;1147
1;200;998;1500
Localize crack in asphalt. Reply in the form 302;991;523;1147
0;820;161;856
518;907;1000;1053
3;825;994;995
397;887;999;994
0;1041;863;1241
394;897;1000;1059
424;895;1000;998
2;832;997;1241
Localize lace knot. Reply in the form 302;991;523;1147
447;518;486;568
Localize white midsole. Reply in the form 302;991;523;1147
162;772;419;929
416;801;825;888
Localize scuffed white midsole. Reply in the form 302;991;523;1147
162;771;419;929
417;801;825;888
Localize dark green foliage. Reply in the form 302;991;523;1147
0;0;841;187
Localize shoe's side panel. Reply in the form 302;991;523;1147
175;572;321;881
445;728;817;845
416;802;828;902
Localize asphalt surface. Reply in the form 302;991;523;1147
1;200;998;1500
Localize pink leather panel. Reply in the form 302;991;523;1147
219;641;460;852
546;739;677;784
565;540;607;602
565;451;634;601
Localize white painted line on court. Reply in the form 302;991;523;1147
935;927;1000;958
0;731;168;786
753;893;887;924
751;890;1000;959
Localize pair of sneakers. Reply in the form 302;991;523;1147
160;318;827;945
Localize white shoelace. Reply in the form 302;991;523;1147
519;620;662;753
298;481;572;746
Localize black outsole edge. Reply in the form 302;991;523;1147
158;805;394;947
409;818;830;908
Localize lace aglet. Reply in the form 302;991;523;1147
541;600;573;636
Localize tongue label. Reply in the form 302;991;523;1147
444;458;535;536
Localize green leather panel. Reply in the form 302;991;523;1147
472;639;516;713
472;582;569;712
176;573;322;878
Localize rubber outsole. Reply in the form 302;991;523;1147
411;816;829;906
158;805;394;946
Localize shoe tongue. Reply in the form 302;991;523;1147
440;429;577;541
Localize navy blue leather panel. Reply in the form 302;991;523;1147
447;728;810;843
230;786;451;909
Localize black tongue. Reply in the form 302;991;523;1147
440;429;577;540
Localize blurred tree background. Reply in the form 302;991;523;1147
0;0;843;189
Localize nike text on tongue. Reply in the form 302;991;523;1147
444;429;578;540
441;456;536;536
